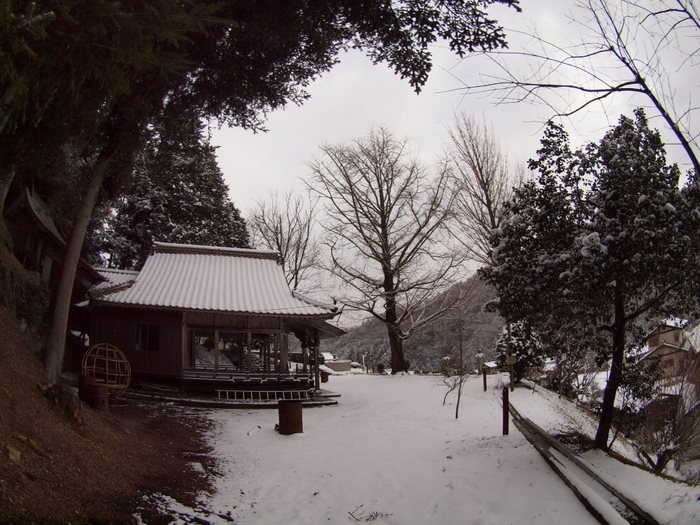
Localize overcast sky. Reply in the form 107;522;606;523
211;1;695;216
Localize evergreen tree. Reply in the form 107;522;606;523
89;106;248;269
480;109;698;450
494;320;544;381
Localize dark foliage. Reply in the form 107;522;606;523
86;106;249;269
480;109;699;449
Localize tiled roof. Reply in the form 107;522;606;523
93;268;139;295
93;242;338;318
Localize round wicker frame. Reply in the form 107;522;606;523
81;343;131;397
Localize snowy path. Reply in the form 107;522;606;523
200;375;598;524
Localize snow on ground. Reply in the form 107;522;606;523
511;382;700;525
203;374;598;524
152;374;700;524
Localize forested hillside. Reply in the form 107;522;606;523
323;275;504;372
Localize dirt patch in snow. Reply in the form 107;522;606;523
0;304;215;524
552;431;596;454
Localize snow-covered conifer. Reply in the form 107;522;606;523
480;109;698;450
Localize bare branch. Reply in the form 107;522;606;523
248;190;320;292
445;114;520;266
307;127;471;373
450;0;699;175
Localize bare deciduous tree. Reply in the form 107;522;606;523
308;128;470;373
446;114;520;266
457;0;699;175
248;191;320;292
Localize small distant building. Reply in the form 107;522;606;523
89;242;344;398
5;188;103;366
639;319;700;460
482;361;499;375
642;320;699;384
5;188;103;318
6;189;102;302
321;351;337;363
325;360;352;372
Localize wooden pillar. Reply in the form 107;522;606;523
180;312;189;372
279;333;288;372
246;332;252;371
213;329;220;371
262;335;268;371
313;331;321;392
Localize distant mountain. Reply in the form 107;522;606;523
321;274;504;372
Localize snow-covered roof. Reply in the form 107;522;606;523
92;242;338;318
92;268;139;294
645;317;700;353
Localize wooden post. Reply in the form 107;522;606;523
278;400;303;434
213;329;220;371
301;333;309;373
502;386;509;435
313;332;321;393
455;323;463;420
279;332;288;372
482;367;487;392
506;322;515;392
246;332;252;371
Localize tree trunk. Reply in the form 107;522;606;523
594;281;626;450
387;323;406;373
0;164;14;215
42;90;145;383
0;164;15;242
44;162;108;383
0;76;25;136
383;270;407;373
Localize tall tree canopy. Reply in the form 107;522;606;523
0;0;521;382
87;106;249;270
480;109;699;450
309;128;469;373
446;113;518;266
2;0;522;208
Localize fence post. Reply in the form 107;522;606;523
502;386;509;435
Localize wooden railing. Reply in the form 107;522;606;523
183;367;312;381
182;368;315;400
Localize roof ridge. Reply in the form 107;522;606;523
97;268;140;275
90;280;135;299
292;291;338;312
153;242;280;261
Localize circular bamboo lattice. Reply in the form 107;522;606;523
81;343;131;397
